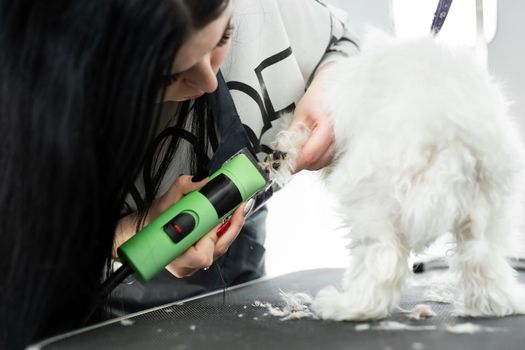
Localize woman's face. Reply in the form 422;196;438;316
163;2;234;101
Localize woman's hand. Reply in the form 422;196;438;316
112;176;207;257
165;202;246;277
113;175;246;277
287;63;336;172
148;175;209;222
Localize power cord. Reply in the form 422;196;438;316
83;262;134;325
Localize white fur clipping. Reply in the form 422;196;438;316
446;323;506;334
354;321;437;332
407;304;436;320
446;323;482;334
119;319;135;326
253;291;315;321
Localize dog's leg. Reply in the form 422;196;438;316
451;194;525;317
262;120;310;187
312;220;410;320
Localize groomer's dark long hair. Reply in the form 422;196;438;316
0;0;199;348
128;0;230;220
140;0;230;211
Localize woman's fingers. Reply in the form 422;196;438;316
213;204;246;259
165;230;217;277
167;175;208;200
302;139;335;171
164;202;248;277
150;175;208;221
294;120;335;171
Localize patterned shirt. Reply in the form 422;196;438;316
126;0;359;209
222;0;359;160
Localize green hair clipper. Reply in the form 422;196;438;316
117;148;269;282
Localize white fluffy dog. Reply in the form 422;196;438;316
265;33;525;320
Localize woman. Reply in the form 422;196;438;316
0;0;238;348
110;0;360;315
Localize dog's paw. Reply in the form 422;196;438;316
261;122;311;187
311;286;348;320
311;286;390;321
261;150;291;186
459;283;525;317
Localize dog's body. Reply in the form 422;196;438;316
267;34;525;320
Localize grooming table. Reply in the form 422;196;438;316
29;267;525;350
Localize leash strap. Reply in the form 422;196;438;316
431;0;454;34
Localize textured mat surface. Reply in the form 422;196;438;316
33;268;525;350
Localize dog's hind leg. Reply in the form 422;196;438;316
312;219;410;320
451;193;525;317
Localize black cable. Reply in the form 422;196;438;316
214;262;227;304
99;262;134;299
83;262;134;325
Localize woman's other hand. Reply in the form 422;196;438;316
288;63;335;173
113;175;207;257
165;203;246;277
113;175;246;277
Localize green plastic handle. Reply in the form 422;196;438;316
118;149;268;281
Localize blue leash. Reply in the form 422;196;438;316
431;0;454;34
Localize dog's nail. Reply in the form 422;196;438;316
274;150;287;160
413;262;425;273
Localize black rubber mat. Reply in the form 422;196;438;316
31;268;525;350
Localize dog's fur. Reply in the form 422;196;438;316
265;33;525;320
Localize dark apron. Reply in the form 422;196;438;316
109;72;267;316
